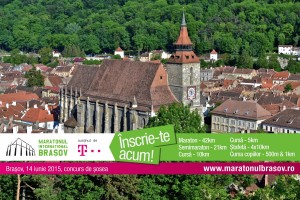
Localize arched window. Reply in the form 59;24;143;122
190;67;193;85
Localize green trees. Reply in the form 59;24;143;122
3;174;142;200
251;176;300;200
237;51;254;68
82;59;102;65
147;103;204;133
24;67;44;87
286;60;300;74
3;49;38;65
0;175;17;200
284;83;293;93
80;34;101;54
255;55;269;69
2;174;300;199
139;175;246;199
62;45;85;57
268;56;282;72
0;1;298;56
112;54;122;59
38;47;52;65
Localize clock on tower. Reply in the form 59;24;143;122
187;86;196;99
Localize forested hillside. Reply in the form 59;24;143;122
0;0;299;56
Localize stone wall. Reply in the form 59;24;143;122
60;87;150;133
166;62;201;106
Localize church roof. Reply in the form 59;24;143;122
174;12;193;46
174;27;193;46
67;60;177;111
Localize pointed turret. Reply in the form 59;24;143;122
174;11;193;47
168;11;199;64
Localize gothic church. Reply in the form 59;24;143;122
60;12;201;133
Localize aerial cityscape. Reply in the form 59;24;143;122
0;0;300;199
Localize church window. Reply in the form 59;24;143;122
160;76;163;80
186;56;189;59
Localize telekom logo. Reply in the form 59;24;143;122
78;144;101;156
78;145;88;156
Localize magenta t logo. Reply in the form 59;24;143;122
78;144;88;156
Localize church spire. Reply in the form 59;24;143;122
167;11;199;64
181;11;186;26
174;11;192;47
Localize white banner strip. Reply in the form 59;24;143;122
0;134;115;161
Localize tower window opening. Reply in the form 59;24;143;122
190;67;193;85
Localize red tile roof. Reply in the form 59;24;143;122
223;80;235;88
21;108;55;123
168;51;199;64
168;14;199;64
67;60;177;112
261;78;274;89
23;65;33;72
261;104;281;115
200;82;208;90
273;85;285;92
115;47;123;52
272;71;290;80
222;66;236;73
273;82;300;92
233;69;255;74
148;60;161;64
46;75;63;87
0;103;25;120
0;92;39;106
73;57;85;62
210;49;217;54
211;99;272;120
44;86;60;93
290;81;300;89
174;26;193;45
35;64;49;72
262;109;300;130
261;83;274;89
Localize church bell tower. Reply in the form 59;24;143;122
166;12;201;108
